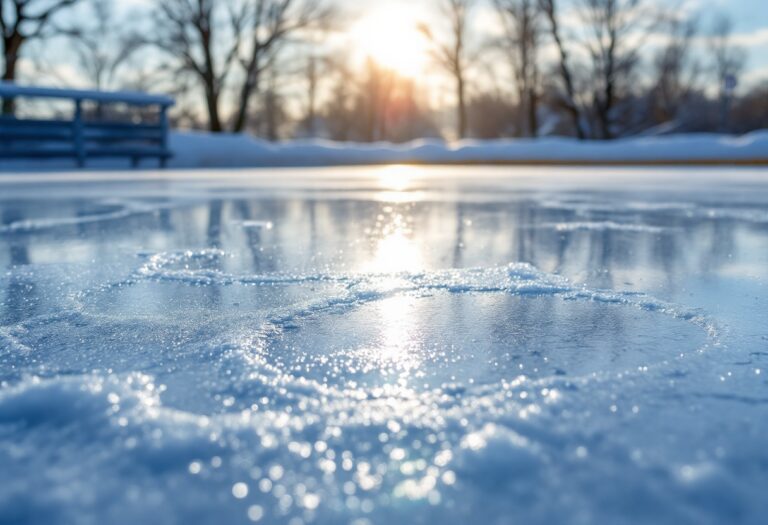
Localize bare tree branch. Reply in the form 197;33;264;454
420;0;475;139
1;0;83;113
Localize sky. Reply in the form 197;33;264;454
25;0;768;97
332;0;768;97
675;0;768;84
350;0;768;84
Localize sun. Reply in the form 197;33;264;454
350;5;431;78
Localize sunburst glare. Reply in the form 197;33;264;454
350;6;431;78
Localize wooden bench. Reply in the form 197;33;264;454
0;83;175;168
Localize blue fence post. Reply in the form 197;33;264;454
159;104;169;169
73;99;85;168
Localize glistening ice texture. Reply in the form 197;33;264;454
1;166;767;524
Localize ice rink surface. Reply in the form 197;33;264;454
1;166;767;524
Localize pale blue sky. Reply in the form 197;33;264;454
692;0;768;81
30;0;768;92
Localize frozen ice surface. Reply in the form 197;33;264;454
1;166;768;524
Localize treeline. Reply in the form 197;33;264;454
2;0;766;140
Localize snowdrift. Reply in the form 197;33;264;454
167;131;768;167
1;130;767;170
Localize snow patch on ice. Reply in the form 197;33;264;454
232;220;274;230
540;198;768;224
545;221;667;233
114;249;722;393
130;249;713;328
0;199;173;234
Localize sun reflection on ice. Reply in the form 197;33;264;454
357;198;427;385
366;229;421;275
377;165;416;192
362;196;422;276
376;294;422;377
373;165;427;204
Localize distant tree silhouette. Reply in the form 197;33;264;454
577;0;648;139
709;13;747;132
538;0;586;139
494;0;541;137
420;0;476;139
151;0;335;133
649;15;699;126
66;0;142;92
1;0;82;114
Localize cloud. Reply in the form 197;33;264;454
730;28;768;47
741;65;768;87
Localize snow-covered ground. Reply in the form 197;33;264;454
1;131;768;171
1;166;768;524
166;131;768;168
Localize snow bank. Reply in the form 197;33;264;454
166;131;768;168
2;130;767;171
165;130;768;169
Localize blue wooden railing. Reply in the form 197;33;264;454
0;83;175;168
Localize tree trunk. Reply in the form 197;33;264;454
540;0;586;139
457;74;467;139
566;104;584;140
232;53;261;133
558;61;585;139
232;76;257;133
232;85;251;133
305;56;317;136
597;74;615;139
198;21;224;133
527;88;538;137
517;86;526;138
264;90;278;141
596;102;612;140
2;35;23;115
598;31;617;140
204;86;223;133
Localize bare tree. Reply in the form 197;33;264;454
709;13;747;132
538;0;586;138
468;92;516;138
302;54;318;136
494;0;540;137
253;68;287;140
151;0;242;132
359;58;396;142
731;84;768;134
578;0;647;139
297;52;333;137
420;0;475;139
151;0;335;133
67;0;142;91
231;0;336;133
650;15;699;125
319;55;439;143
322;56;354;141
1;0;82;113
